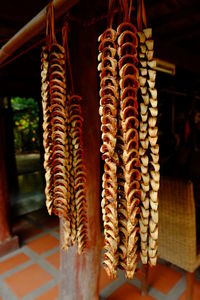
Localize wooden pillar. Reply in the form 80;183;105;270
0;101;19;256
186;272;194;300
141;264;149;296
59;11;102;300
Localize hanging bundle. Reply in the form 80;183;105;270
98;0;160;279
41;2;88;254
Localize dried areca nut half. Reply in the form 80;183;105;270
126;138;139;153
150;171;160;182
151;144;159;155
98;28;117;42
117;22;137;34
118;54;138;69
151;209;159;224
118;42;137;57
141;182;149;192
146;50;154;61
142;93;150;105
141;206;149;219
149;89;158;100
149;236;157;249
125;157;140;172
100;104;117;118
100;94;118;108
139;76;147;87
141;232;148;242
98;57;117;71
150;190;158;202
140;138;149;150
141;190;146;201
125;169;141;183
149;248;157;259
141;240;148;251
123;118;139;134
149;127;158;137
142;198;150;210
140;44;147;53
140;86;148;94
148;70;156;81
98;47;116;61
119;63;138;77
140;60;147;68
118;30;137;46
141;112;148;122
122;96;138;110
149;256;157;266
149;136;158;146
100;86;119;99
140;254;148;265
98;38;116;52
139;220;148;234
151;179;160;192
100;76;118;89
102;132;117;148
141;155;149;167
121;87;137;99
146;39;154;50
150;153;159;164
137;31;146;43
149;218;156;233
139;53;145;59
148;60;156;69
150;98;157;108
123;149;138;164
124;181;140;195
150;200;158;210
120;75;139;90
140;103;148;115
140;122;148;132
139;130;147;140
100;66;116;79
147;80;155;89
141;173;150;185
143;28;152;39
150;161;160;173
140;68;147;76
141;164;148;174
148;117;157;128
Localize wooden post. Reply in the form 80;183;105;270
141;264;149;296
0;102;19;256
186;271;194;300
59;14;102;300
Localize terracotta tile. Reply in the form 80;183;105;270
179;280;200;300
107;283;155;300
27;234;59;254
0;253;29;275
99;267;114;290
46;251;60;270
4;263;52;298
36;285;58;300
146;263;182;294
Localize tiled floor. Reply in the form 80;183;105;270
0;209;200;299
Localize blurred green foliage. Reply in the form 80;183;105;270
11;97;40;153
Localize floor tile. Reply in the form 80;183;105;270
107;283;155;300
179;280;200;300
46;251;60;270
99;267;114;290
0;253;30;275
4;263;52;298
27;234;59;254
36;285;58;300
147;263;182;294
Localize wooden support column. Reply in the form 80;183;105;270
59;12;102;300
0;101;19;256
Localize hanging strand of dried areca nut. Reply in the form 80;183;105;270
49;43;71;248
98;28;119;279
117;21;141;279
41;47;54;215
69;95;88;254
144;28;160;266
137;30;150;265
